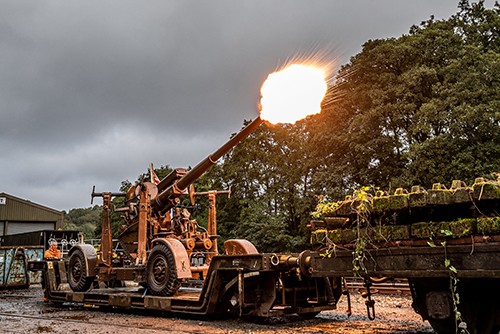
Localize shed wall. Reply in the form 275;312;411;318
0;193;63;236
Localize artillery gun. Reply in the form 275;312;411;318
67;117;264;295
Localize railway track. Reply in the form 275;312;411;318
0;284;430;333
344;278;411;295
0;312;199;334
0;293;39;299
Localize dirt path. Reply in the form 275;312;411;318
0;286;433;334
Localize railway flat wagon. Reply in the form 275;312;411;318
35;251;340;318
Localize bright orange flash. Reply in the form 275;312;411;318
260;64;327;125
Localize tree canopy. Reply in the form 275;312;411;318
210;0;500;252
63;1;500;253
311;0;499;191
63;205;101;239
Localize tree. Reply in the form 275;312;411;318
212;120;318;252
211;1;499;252
63;206;101;239
308;0;500;194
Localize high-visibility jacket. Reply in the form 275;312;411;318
44;248;61;259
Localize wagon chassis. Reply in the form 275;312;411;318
35;252;340;318
34;237;500;333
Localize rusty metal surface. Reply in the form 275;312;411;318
152;117;263;213
224;239;259;255
174;117;263;197
109;293;132;307
43;251;339;318
24;247;44;283
154;237;192;279
100;192;113;266
144;295;172;310
0;247;30;288
84;117;265;297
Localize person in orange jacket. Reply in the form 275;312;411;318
44;241;62;259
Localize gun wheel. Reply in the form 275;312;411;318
68;249;93;292
146;244;179;296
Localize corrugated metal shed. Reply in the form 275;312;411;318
0;193;64;236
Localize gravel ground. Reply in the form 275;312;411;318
0;285;434;334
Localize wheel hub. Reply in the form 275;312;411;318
153;257;168;283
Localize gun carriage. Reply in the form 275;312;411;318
53;116;341;318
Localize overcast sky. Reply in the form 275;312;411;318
1;1;492;212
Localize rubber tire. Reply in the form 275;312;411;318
146;244;179;296
68;249;94;292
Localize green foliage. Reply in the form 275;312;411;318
312;196;341;218
63;205;101;239
477;216;500;234
441;239;470;334
350;187;374;275
223;200;301;252
211;121;316;252
307;0;500;193
411;220;476;239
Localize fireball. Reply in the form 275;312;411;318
260;64;327;124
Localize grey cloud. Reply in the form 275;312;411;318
1;0;485;210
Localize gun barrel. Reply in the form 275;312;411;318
178;117;263;190
153;116;263;210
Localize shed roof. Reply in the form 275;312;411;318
0;192;63;222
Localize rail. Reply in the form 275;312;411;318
344;277;410;295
